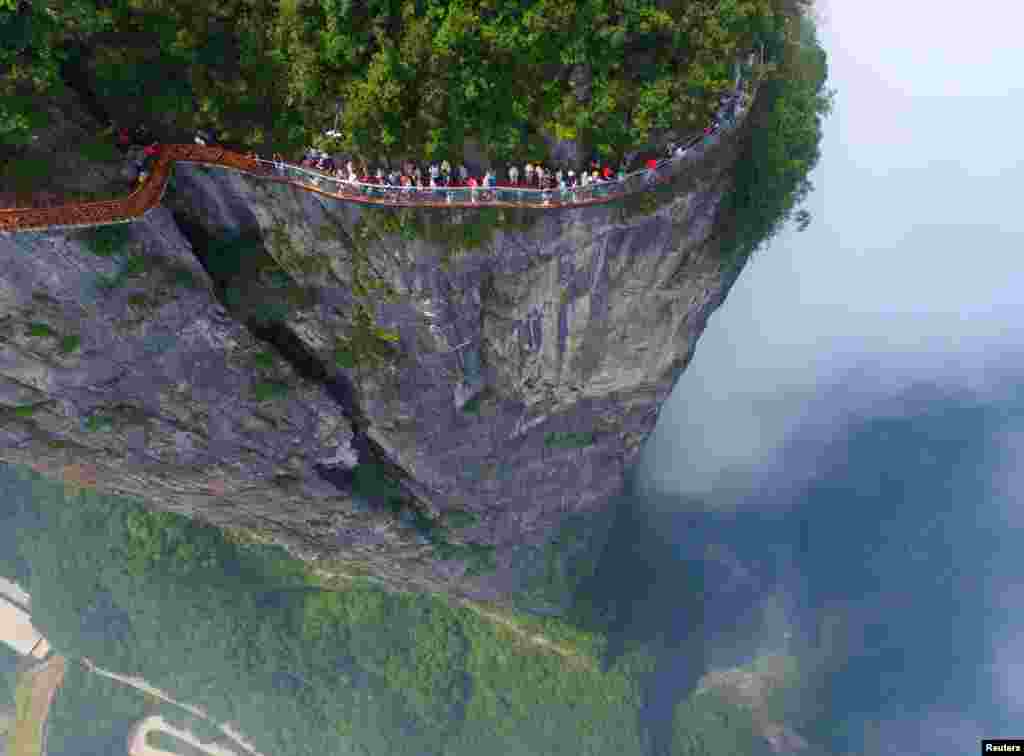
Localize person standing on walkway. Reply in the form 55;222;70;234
524;163;534;188
441;159;451;184
645;157;658;185
117;126;131;154
458;163;468;185
467;175;478;202
509;164;519;186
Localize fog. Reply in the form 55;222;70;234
640;0;1024;500
618;1;1024;753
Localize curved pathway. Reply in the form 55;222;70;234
0;137;707;234
128;715;245;756
78;657;267;756
0;59;759;234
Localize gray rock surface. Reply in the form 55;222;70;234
0;116;750;609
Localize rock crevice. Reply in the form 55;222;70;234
0;121;748;609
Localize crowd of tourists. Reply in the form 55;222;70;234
268;90;745;202
107;85;746;201
271;127;711;203
289;152;632;192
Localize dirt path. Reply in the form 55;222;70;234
9;655;66;756
128;714;244;756
309;566;596;670
79;657;266;756
453;599;596;671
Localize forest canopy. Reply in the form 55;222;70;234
1;0;787;162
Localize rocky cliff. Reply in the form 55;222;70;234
0;117;749;612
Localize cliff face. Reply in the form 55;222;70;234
0;124;747;611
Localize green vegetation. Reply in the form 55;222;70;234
252;350;277;369
348;464;495;574
513;509;613;614
432;540;497;577
0;464;649;756
350;462;403;505
83;413;114;432
2;0;826;271
96;253;151;290
317;216;404;371
78;225;132;258
332;304;401;371
121;254;149;277
171;267;199;288
544;431;595;449
442;508;480;529
251;380;290;401
2;0;772;164
12;405;38;418
58;333;81;354
717;7;834;269
123;507;225;578
45;658;149;756
25;322;56;338
670;654;806;755
77;138;121;163
0;156;51;193
460;393;484;415
671;688;764;755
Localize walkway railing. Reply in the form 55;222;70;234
0;50;759;234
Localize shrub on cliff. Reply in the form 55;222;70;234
2;0;772;162
252;380;290;401
716;8;834;268
78;224;131;258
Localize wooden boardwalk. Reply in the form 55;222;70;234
0;52;760;234
0;141;702;234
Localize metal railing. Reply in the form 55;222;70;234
246;60;757;209
250;121;742;209
0;49;761;232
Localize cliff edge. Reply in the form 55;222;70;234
0;104;750;612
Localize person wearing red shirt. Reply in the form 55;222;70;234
602;165;612;180
645;157;658;185
116;127;131;153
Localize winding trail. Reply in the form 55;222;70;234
128;715;245;756
78;657;267;756
452;598;597;671
0;140;705;233
0;51;761;235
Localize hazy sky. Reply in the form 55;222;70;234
640;0;1024;496
631;2;1024;753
